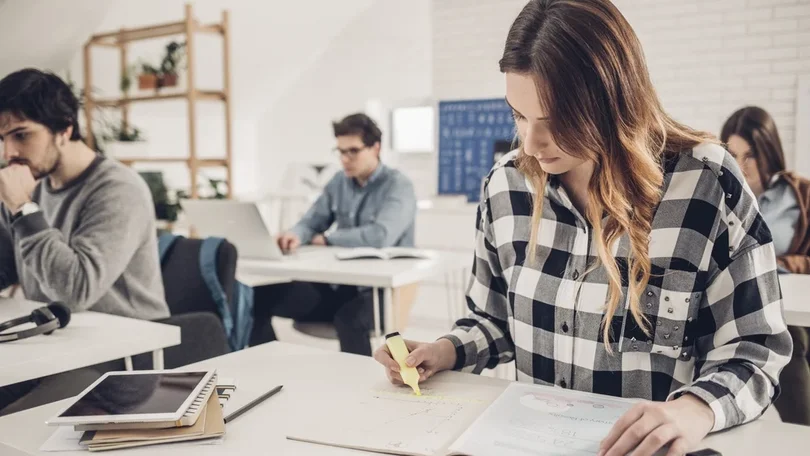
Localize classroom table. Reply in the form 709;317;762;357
0;298;180;387
237;247;467;345
780;274;810;327
0;341;807;455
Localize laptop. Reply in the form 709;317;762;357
181;199;295;261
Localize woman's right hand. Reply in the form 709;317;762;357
373;338;457;385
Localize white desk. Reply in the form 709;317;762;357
0;299;180;387
238;247;466;342
780;274;810;327
0;341;807;455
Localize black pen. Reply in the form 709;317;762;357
223;385;283;424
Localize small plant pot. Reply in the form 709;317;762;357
159;73;179;88
138;74;158;90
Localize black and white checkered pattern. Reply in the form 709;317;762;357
444;143;792;432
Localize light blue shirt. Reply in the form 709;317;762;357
291;164;417;248
758;174;800;258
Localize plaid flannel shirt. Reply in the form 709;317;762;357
444;143;792;432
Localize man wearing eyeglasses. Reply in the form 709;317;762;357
251;113;417;356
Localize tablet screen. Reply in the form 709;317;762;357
58;372;207;417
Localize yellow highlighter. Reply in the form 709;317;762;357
385;332;421;396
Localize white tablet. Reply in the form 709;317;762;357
46;370;216;426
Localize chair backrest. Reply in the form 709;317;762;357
158;236;237;316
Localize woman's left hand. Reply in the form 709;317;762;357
598;394;714;456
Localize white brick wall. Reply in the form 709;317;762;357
432;0;810;168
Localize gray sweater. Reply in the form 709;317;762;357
0;156;169;320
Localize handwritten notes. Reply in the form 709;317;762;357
286;380;502;456
447;382;637;456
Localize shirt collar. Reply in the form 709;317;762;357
760;172;787;203
353;162;386;187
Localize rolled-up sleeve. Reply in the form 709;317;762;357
290;186;335;245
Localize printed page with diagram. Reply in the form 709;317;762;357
447;382;637;456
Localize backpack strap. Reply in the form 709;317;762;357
199;237;235;340
157;233;180;265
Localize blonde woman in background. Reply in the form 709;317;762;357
375;1;791;455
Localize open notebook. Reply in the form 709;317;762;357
288;381;636;456
335;247;435;261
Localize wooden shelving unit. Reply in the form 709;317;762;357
82;3;233;198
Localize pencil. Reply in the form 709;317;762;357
223;385;283;424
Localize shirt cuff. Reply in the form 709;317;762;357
667;379;736;432
289;224;315;245
441;328;481;372
11;211;49;238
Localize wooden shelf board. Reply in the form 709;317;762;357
90;21;224;46
116;158;229;167
91;21;185;45
91;90;225;107
198;159;229;167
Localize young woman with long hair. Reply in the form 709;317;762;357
722;106;810;425
375;1;791;455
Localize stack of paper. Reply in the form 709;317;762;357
79;392;225;452
41;375;235;453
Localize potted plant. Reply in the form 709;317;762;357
102;124;148;159
136;41;186;91
138;62;160;90
157;41;185;88
121;64;135;94
139;172;180;224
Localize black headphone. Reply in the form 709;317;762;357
0;303;71;343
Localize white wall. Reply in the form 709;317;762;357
61;0;374;198
432;0;810;169
257;0;433;195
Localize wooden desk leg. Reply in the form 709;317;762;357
152;350;165;370
124;356;133;371
372;287;382;348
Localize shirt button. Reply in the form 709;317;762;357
646;302;652;309
647;291;654;297
667;307;674;314
561;322;569;333
673;325;680;331
572;270;579;280
559;379;567;388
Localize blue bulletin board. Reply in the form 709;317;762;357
438;99;516;202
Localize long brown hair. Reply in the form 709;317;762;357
720;106;786;191
500;0;714;346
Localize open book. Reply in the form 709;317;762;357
334;247;435;261
287;380;636;456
